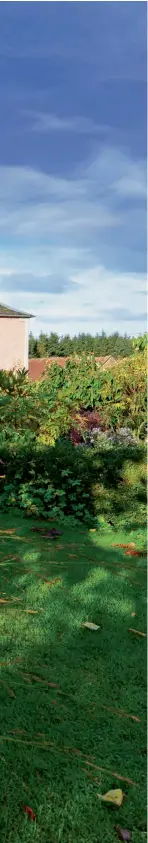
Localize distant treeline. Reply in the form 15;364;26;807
29;330;134;359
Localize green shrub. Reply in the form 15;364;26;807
0;355;147;525
0;435;146;526
0;351;146;444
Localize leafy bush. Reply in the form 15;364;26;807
0;351;146;445
0;353;146;525
96;352;147;435
91;441;147;526
48;351;147;438
0;368;76;446
0;439;93;520
0;433;146;526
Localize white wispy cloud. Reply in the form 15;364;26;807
0;147;146;241
24;111;109;135
0;266;146;338
0;145;146;336
113;167;146;200
86;149;146;200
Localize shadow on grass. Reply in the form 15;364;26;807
0;515;147;843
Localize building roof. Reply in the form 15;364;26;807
29;355;118;381
95;355;118;367
29;357;67;380
0;303;33;318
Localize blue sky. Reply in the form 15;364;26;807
0;2;146;337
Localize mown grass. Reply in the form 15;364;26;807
0;513;147;843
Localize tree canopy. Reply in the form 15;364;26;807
29;330;135;359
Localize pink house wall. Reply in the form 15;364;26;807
0;318;28;370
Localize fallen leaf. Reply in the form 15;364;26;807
44;577;61;586
128;628;146;637
128;543;136;549
0;529;15;534
81;622;100;631
116;827;131;841
131;612;136;617
97;788;123;807
23;805;36;821
23;610;38;614
125;549;146;557
112;543;135;549
0;599;9;604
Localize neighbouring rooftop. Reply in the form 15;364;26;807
28;355;118;380
0;303;33;318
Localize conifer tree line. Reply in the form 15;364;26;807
29;330;134;359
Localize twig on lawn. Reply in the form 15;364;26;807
84;761;137;786
0;736;95;763
0;680;15;697
128;628;147;637
0;735;137;787
102;705;141;722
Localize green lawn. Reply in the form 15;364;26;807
0;513;147;843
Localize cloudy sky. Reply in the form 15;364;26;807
0;2;146;337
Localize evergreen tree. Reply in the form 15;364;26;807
58;335;72;356
29;330;134;358
36;333;49;357
47;333;60;356
29;332;38;357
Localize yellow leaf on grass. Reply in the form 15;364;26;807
82;622;100;631
0;598;9;604
97;788;123;807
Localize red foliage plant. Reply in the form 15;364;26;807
79;410;102;430
69;409;103;445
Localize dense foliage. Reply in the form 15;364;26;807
0;349;146;523
0;435;146;525
39;350;147;438
29;329;134;358
0;349;146;444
